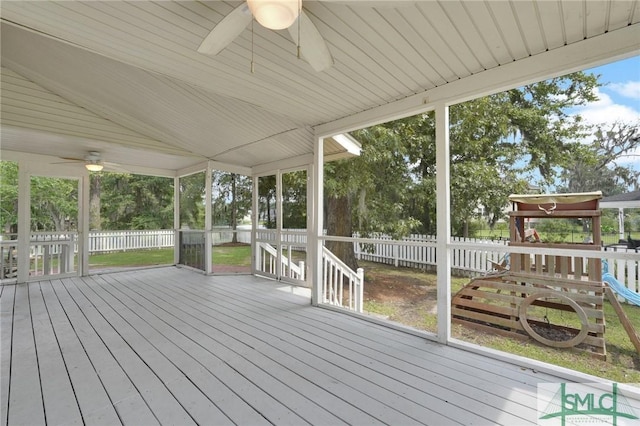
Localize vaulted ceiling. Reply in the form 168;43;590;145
1;1;639;175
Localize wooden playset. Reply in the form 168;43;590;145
452;191;640;358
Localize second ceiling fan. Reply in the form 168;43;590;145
197;0;333;72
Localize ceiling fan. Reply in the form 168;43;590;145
197;0;333;72
56;151;123;172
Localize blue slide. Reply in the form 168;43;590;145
602;260;640;307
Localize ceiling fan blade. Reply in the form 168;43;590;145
198;3;253;56
287;9;333;72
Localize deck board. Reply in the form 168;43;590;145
0;266;615;425
41;279;157;425
0;285;14;426
151;273;539;425
8;283;45;426
97;273;416;425
29;282;83;426
90;274;362;425
133;274;472;424
55;277;195;426
44;280;126;425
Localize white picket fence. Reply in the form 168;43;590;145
90;229;174;253
4;229;637;301
353;234;510;274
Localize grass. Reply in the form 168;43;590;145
213;244;252;266
363;300;398;317
88;244;253;268
89;248;173;268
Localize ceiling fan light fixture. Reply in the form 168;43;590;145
247;0;299;30
85;162;104;172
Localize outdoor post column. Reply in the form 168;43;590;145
173;175;180;265
435;102;452;344
205;161;213;274
306;163;314;287
276;170;283;279
311;135;324;306
16;161;30;283
618;208;625;241
251;176;259;275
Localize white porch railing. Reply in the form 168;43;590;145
256;241;305;281
0;239;18;280
3;229;637;304
31;235;76;278
322;246;364;312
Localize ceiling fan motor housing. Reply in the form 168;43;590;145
247;0;299;30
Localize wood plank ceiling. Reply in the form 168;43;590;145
1;1;638;174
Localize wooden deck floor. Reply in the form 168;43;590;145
2;267;577;425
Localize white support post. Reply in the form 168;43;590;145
357;267;364;313
311;136;324;306
205;161;213;274
79;173;90;276
17;163;30;283
251;177;259;274
435;103;452;344
618;208;625;241
173;175;180;265
276;170;283;280
306;163;314;287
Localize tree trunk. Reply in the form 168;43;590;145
231;174;238;243
90;174;101;230
325;194;358;271
266;193;272;229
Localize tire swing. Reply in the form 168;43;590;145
518;291;590;349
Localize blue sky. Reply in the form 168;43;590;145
577;56;640;170
579;55;640;124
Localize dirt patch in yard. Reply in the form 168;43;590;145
361;261;440;329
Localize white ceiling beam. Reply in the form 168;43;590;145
209;160;252;176
251;153;314;176
315;24;640;138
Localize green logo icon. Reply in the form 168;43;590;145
539;383;639;426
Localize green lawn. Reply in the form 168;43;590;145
89;248;174;268
212;244;251;266
89;244;253;268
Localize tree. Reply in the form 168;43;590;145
0;161;18;234
559;121;640;194
323;71;602;263
212;172;252;242
325;126;419;270
179;172;205;229
282;170;307;229
90;173;102;230
97;173;174;230
30;176;78;231
258;175;277;229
